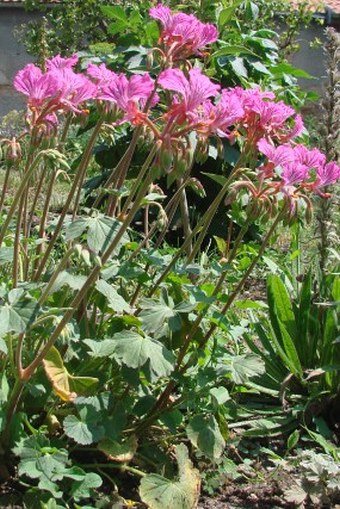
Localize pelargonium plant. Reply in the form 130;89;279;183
0;3;339;504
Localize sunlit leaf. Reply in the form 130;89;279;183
95;279;130;313
43;347;98;401
111;330;174;379
0;288;37;337
63;410;104;445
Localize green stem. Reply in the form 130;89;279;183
148;166;242;296
82;463;146;477
0;162;13;215
0;378;25;450
22;167;154;381
26;165;45;237
199;208;285;347
12;194;24;287
33;169;58;276
0;149;39;247
136;208;285;434
177;178;192;256
120;144;158;217
92;126;142;212
38;246;75;306
33;120;103;280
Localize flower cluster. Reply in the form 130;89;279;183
14;57;157;130
258;139;340;196
12;3;339;209
149;4;218;61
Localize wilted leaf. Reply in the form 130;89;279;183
139;444;200;509
43;347;98;401
284;484;307;505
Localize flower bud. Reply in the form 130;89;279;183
5;138;22;162
189;177;206;198
195;138;209;164
146;51;154;71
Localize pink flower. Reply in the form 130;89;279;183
252;100;295;132
46;54;79;71
235;87;304;143
99;73;156;123
53;68;97;112
14;64;60;108
87;63;117;87
293;144;325;169
257;138;294;167
201;89;244;137
285;114;304;141
281;163;309;187
149;4;217;60
159;68;220;123
315;161;340;189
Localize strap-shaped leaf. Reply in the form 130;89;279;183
267;274;297;341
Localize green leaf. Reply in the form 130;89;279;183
0;288;37;337
0;372;9;403
139;444;200;509
186;414;225;459
0;247;13;265
65;215;129;256
250;61;271;74
84;338;116;358
213;45;257;58
0;337;7;354
98;435;137;463
287;429;300;450
140;296;181;336
70;472;103;501
230;57;248;78
15;435;69;497
267;275;296;341
63;412;104;445
95;279;130;313
201;172;228;187
112;330;174;379
210;387;230;405
297;270;312;360
270;62;313;79
219;353;265;384
50;271;87;293
100;5;128;23
213;236;226;256
218;1;243;26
